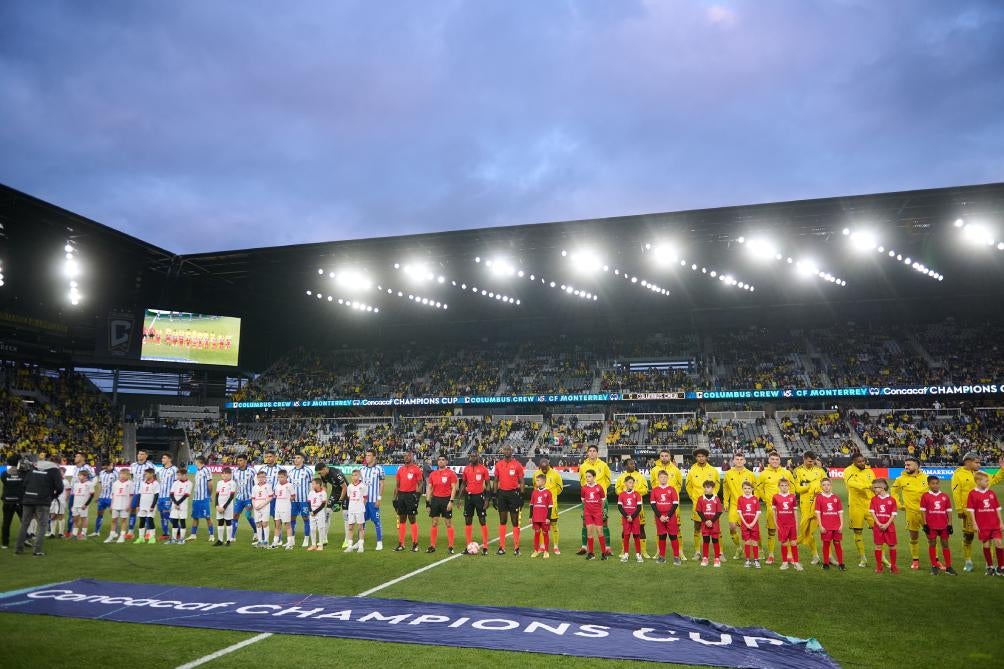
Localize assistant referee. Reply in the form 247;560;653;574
492;446;525;556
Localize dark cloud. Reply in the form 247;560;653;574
1;0;1002;253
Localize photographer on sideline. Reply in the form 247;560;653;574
15;450;64;557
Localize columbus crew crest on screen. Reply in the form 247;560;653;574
107;309;135;357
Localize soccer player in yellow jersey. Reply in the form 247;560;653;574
536;458;564;555
793;451;825;564
685;448;720;561
952;453;1004;572
891;456;928;570
843;452;875;567
577;445;612;556
756;451;793;565
649;449;686;560
616;459;650;557
723;453;757;560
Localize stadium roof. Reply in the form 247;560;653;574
3;181;1004;370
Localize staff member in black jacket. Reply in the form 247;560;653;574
2;455;26;549
15;451;64;557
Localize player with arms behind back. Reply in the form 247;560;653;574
737;480;762;568
869;479;899;574
344;470;368;553
580;469;608;560
617;475;644;563
104;469;133;543
814;477;846;571
651;469;681;564
530;473;554;559
772;478;802;571
697;480;724;567
213;467;236;547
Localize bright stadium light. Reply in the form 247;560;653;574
849;230;879;252
564;249;606;274
961;222;996;247
743;237;779;261
334;269;373;292
0;261;5;288
646;242;680;266
400;262;436;282
63;242;83;305
485;257;517;277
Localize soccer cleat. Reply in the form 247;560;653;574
302;538;310;548
810;555;820;565
964;560;974;572
636;554;644;563
779;561;789;571
744;560;751;568
394;544;405;552
713;558;721;568
837;564;846;571
481;548;488;556
733;549;742;560
822;563;830;571
513;548;521;557
883;556;892;568
225;541;231;546
552;547;560;555
600;553;608;561
124;533;133;540
754;560;761;569
412;543;420;552
910;559;920;571
931;566;939;576
426;546;437;553
874;565;884;573
700;558;709;567
694;551;702;561
679;552;687;562
103;535;115;544
306;546;316;552
342;539;351;549
602;548;612;557
497;548;506;556
576;546;587;555
375;541;383;551
88;531;99;537
793;562;804;572
284;544;294;551
213;540;224;546
32;551;46;557
673;557;682;566
858;558;868;568
620;554;629;563
889;565;900;575
146;536;156;544
531;551;540;559
655;556;666;564
765;555;774;565
159;535;169;541
542;552;550;560
133;536;145;544
343;544;354;553
586;552;596;560
116;536;125;544
998;567;1004;577
448;546;455;555
986;567;997;577
355;542;364;553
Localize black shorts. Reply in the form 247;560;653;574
429;496;453;519
497;490;523;515
464;493;488;521
396;492;420;517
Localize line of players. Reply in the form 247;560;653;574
46;445;1004;574
142;326;233;351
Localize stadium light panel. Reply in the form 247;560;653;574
742;237;779;261
961;222;996;247
334;269;373;292
646;242;681;266
564;249;606;274
849;230;879;252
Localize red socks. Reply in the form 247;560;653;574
598;536;607;554
791;546;799;562
943;547;952;568
670;538;679;558
430;526;438;547
928;545;937;564
633;536;641;554
481;524;488;546
465;525;473;545
745;544;751;559
984;547;993;565
781;545;789;562
410;523;418;544
996;547;1004;566
834;543;843;563
446;526;454;548
713;541;721;558
499;525;507;549
875;549;883;569
658;538;667;558
702;542;709;559
823;540;830;564
889;549;897;566
543;531;550;552
623;537;630;554
513;525;520;549
587;537;594;554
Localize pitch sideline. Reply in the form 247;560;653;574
176;503;584;668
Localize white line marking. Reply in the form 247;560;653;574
175;633;274;669
176;502;583;667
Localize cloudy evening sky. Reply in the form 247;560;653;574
2;1;1003;253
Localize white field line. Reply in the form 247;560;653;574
176;503;584;667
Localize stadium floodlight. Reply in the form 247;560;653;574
795;259;819;278
954;218;965;228
961;222;996;247
646;242;681;266
400;262;436;282
564;249;605;274
334;269;372;292
848;230;879;252
0;261;4;288
305;290;312;296
742;237;779;261
485;258;517;277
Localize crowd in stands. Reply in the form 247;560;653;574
711;329;808;390
0;366;122;466
849;408;1004;464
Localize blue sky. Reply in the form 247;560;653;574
2;1;1002;253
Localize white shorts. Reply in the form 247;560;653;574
136;507;155;519
170;505;189;520
253;508;270;524
346;511;365;525
111;508;130;519
71;506;88;519
50;499;64;515
274;506;291;523
216;506;234;521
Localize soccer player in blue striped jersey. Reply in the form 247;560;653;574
157;454;178;539
258;452;280;520
288;454;314;548
230;454;257;541
189;456;213;540
93;462;117;537
128;450;151;537
360;450;385;550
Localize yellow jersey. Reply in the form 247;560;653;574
615;470;649;497
537;467;564;499
793;465;825;507
649;462;683;494
579;458;612;491
952;467;1004;511
756;466;794;504
891;470;928;512
685;463;720;502
843;464;875;508
722;467;757;510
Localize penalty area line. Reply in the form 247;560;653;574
176;502;583;666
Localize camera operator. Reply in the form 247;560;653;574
15;450;64;557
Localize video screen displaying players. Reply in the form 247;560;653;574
140;309;241;366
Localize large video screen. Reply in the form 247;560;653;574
140;309;241;366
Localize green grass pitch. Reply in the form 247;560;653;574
2;479;1003;669
141;311;241;366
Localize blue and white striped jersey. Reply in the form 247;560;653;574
288;466;313;503
158;465;178;497
192;467;212;501
76;463;95;480
360;465;384;502
98;469;117;500
131;460;152;494
258;464;280;490
233;466;255;500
